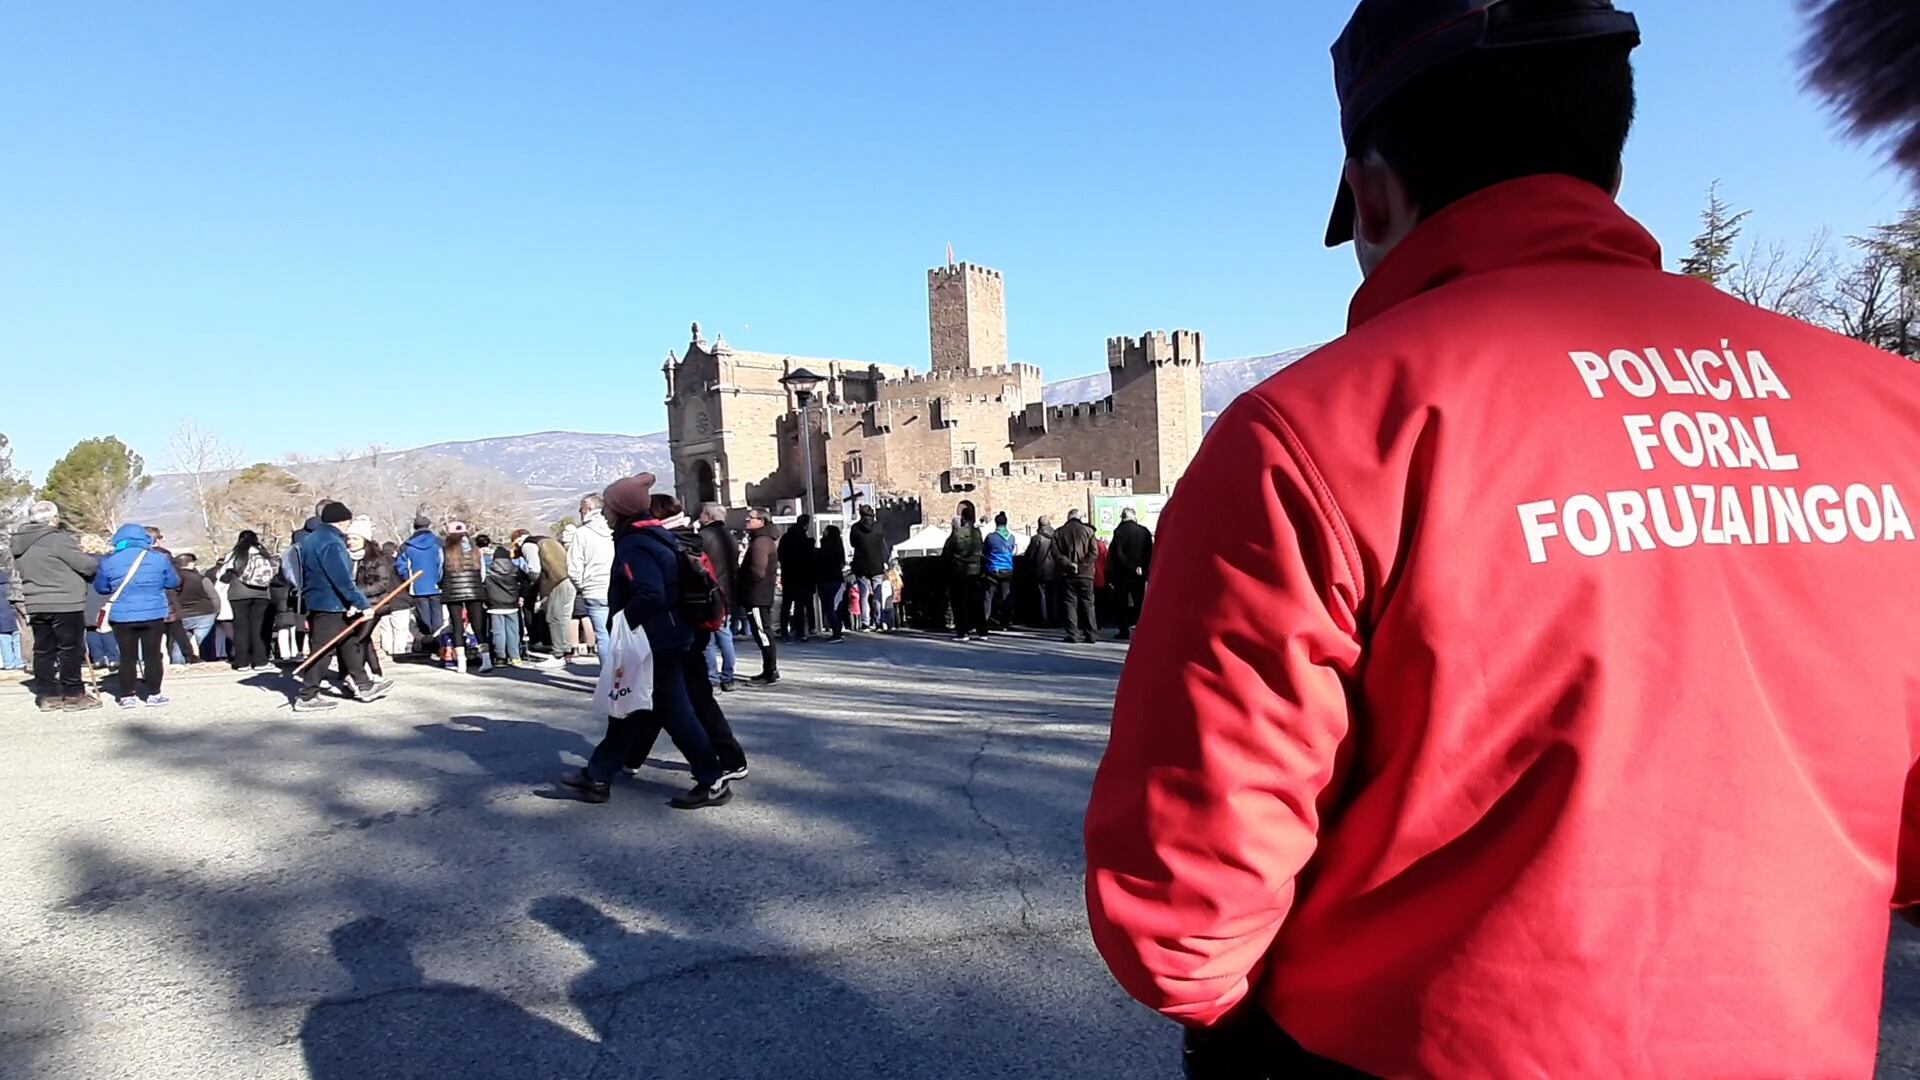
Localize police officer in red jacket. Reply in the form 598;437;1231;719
1085;2;1920;1077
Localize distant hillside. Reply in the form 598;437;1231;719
1041;344;1322;427
131;347;1318;537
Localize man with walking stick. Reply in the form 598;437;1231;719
291;503;394;713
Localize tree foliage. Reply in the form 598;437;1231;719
1680;181;1752;285
37;436;152;534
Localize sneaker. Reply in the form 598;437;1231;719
252;663;274;672
556;768;610;803
66;695;104;712
749;671;780;686
969;632;986;641
718;680;737;693
826;634;845;644
142;695;171;708
670;779;732;809
292;696;338;712
116;697;140;710
356;679;395;703
35;697;61;713
719;764;750;783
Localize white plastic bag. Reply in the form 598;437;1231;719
592;611;654;718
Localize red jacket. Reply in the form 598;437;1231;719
1085;176;1920;1078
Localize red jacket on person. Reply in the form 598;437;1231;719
1084;176;1920;1078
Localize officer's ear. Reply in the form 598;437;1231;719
1608;162;1624;198
1344;151;1419;275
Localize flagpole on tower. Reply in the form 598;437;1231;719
947;242;955;267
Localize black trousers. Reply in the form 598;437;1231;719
1063;576;1097;641
1117;575;1147;634
1183;1009;1377;1079
986;571;1014;628
949;576;987;636
745;605;776;676
112;620;167;699
446;599;489;646
626;630;747;772
230;597;271;668
29;611;85;697
1034;579;1060;627
780;587;813;639
301;611;372;701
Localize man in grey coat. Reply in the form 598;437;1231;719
9;501;101;711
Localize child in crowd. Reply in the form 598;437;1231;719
484;546;528;667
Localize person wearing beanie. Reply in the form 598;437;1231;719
292;500;391;712
393;514;446;658
346;519;399;682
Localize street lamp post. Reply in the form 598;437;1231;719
779;368;824;538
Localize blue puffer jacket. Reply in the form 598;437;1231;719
985;528;1018;574
94;525;182;624
608;522;692;655
298;524;373;615
393;529;444;596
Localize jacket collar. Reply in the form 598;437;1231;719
1348;176;1662;330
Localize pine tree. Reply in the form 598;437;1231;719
1680;181;1752;286
37;436;152;534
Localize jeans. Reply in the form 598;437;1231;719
181;614;217;660
626;630;747;772
856;575;885;629
489;612;523;661
584;646;720;786
0;630;21;670
706;616;737;685
86;629;120;667
581;596;610;657
546;580;578;654
817;581;845;638
411;595;446;640
30;611;86;697
112;620;167;700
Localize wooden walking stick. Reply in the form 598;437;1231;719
291;571;422;676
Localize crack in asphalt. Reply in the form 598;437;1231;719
963;722;1037;932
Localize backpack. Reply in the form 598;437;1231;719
673;534;728;633
241;550;276;589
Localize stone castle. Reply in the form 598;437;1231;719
663;260;1203;528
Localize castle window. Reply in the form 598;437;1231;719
962;444;978;467
848;452;864;479
1135;458;1142;476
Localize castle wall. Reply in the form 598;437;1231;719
1007;329;1203;496
921;460;1132;530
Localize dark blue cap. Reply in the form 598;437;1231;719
1325;0;1640;246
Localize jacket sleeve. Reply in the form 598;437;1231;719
566;535;586;587
1897;759;1920;924
159;559;181;591
55;534;100;580
393;546;412;579
322;542;372;611
1083;395;1365;1028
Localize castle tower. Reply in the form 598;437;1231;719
927;262;1008;373
1107;329;1205;494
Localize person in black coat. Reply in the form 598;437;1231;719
735;509;780;684
1027;517;1059;628
1107;509;1155;641
940;500;986;641
776;514;816;641
848;506;891;632
814;524;848;642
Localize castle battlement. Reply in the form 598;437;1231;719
927;262;1004;283
1107;328;1205;371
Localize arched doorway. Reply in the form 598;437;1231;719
695;460;719;506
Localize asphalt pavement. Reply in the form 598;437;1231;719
1;632;1916;1078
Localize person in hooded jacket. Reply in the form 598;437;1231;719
619;493;750;782
94;523;182;708
776;514;816;642
483;546;528;666
556;473;731;809
10;500;100;710
735;508;780;685
848;505;891;632
1027;516;1059;629
983;511;1019;631
814;523;848;643
392;516;446;653
941;500;986;641
292;503;393;712
0;570;21;672
438;523;491;673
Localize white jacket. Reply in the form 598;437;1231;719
566;517;614;601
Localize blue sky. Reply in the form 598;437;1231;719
1;1;1908;478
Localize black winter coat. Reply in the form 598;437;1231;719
849;519;890;576
778;528;816;591
482;558;526;610
815;532;847;582
943;525;984;578
440;541;485;603
1052;519;1099;580
1107;519;1154;581
356;551;401;604
698;521;737;603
